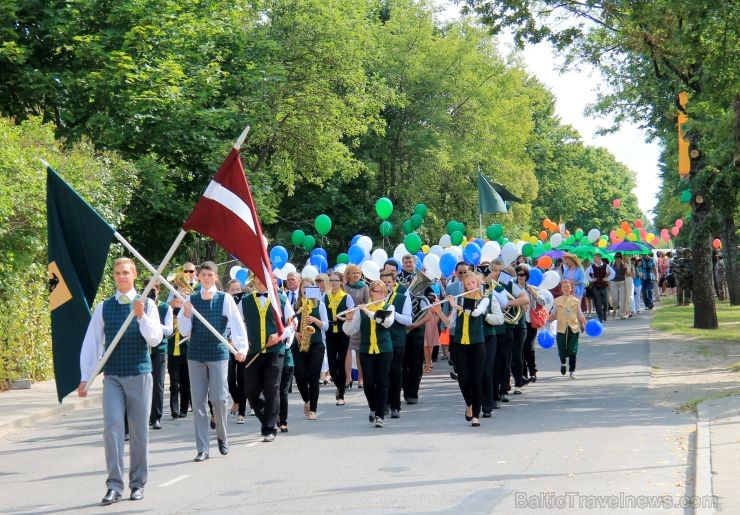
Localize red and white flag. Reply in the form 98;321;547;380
183;147;285;334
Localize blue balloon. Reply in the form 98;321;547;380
269;245;289;269
473;238;484;247
528;268;543;287
439;252;458;278
414;255;423;271
463;242;482;265
537;331;555;349
348;244;365;264
310;254;328;273
351;234;362;246
310;247;328;260
235;268;248;286
430;284;441;296
585;319;603;337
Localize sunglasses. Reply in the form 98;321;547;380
183;270;196;274
371;289;386;294
517;273;527;277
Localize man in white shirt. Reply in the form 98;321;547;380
77;258;164;506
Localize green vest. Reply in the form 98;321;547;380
387;289;407;348
242;292;286;355
359;304;393;354
453;299;484;345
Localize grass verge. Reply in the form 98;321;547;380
651;298;740;342
678;390;740;413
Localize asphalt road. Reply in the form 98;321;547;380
0;315;696;514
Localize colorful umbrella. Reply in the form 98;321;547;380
606;241;645;255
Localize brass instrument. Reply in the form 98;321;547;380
486;279;523;324
167;266;196;296
297;300;317;352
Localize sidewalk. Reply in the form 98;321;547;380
0;379;102;438
695;394;740;515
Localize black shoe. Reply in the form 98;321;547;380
210;416;216;430
279;425;288;433
151;419;162;430
124;433;129;442
406;397;418;405
501;396;509;403
130;488;144;501
217;439;229;455
369;411;375;423
178;411;188;418
560;364;567;375
448;359;454;367
530;375;537;383
482;411;492;418
449;371;458;381
101;489;121;506
171;412;179;419
492;401;501;409
390;409;400;419
193;452;209;462
346;381;353;389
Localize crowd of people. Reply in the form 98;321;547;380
79;243;712;505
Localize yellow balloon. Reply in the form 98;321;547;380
529;236;538;245
627;233;637;241
615;228;625;238
521;232;530;241
421;244;430;253
598;239;607;248
646;233;655;242
461;240;468;248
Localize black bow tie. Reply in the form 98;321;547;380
256;292;268;298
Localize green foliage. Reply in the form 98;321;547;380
0;116;137;384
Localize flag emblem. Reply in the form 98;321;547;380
48;260;72;311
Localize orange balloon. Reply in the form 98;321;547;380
538;256;553;269
564;230;571;237
635;220;643;228
543;218;552;229
620;221;630;233
539;231;547;241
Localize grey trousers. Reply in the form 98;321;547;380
103;373;153;494
188;359;228;453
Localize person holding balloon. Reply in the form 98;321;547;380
547;279;587;379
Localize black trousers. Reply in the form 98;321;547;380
402;328;424;401
455;343;486;418
511;326;527;388
495;327;514;396
326;330;349;400
522;324;538;379
167;353;190;415
227;354;247;416
150;352;166;423
387;344;405;410
592;286;609;322
293;343;324;412
481;334;497;412
279;365;294;427
359;352;393;419
244;352;284;436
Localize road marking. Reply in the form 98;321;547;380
159;474;189;487
245;442;260;448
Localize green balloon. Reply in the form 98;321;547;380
446;221;458;235
566;235;575;244
543;242;552;250
411;213;423;229
580;236;590;245
451;230;464;246
522;243;534;257
314;214;332;236
532;247;544;258
337;253;349;264
302;235;316;251
291;229;305;246
486;224;503;240
375;197;393;220
379;221;394;237
575;229;584;239
455;221;466;234
404;232;422;254
414;203;428;217
403;219;414;235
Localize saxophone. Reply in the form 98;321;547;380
297;300;316;352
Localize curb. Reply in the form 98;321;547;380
694;413;714;515
0;392;101;439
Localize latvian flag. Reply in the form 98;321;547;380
183;148;285;334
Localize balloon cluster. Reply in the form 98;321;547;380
229;265;250;286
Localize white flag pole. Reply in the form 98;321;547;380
83;229;188;392
233;125;250;150
114;232;240;357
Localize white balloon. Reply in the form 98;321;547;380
422;253;441;280
274;262;296;280
302;265;319;280
438;234;452;248
540;270;561;291
334;263;347;275
516;240;526;254
357;235;373;253
393;243;408;263
361;260;380;282
481;241;501;262
229;265;242;280
371;248;388;268
429;244;444;257
501;242;518;265
588;228;601;243
550;233;563;248
449;246;463;260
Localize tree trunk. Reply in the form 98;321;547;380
723;217;739;305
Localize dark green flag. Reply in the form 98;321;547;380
478;171;508;214
47;166;115;402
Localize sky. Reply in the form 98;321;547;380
434;2;663;219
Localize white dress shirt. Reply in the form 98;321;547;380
177;285;248;353
79;289;164;381
448;297;489;332
342;305;396;335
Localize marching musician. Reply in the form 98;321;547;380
436;272;489;427
167;292;190;419
401;255;432;405
177;261;248;462
481;267;505;416
292;278;328;420
144;278;173;431
225;280;247;423
77;258;163;505
380;271;412;418
325;271;354;405
239;276;294;441
383;259;408;295
343;280;396;427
